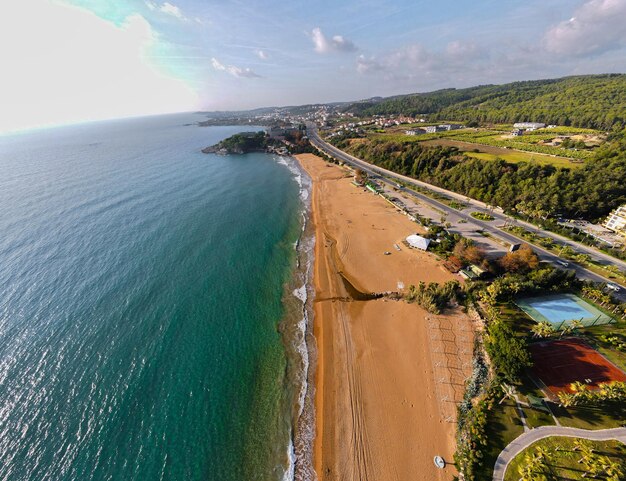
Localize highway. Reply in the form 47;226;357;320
305;122;626;302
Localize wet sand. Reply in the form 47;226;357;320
295;153;471;481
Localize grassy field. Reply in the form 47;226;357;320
477;398;525;481
365;124;606;165
585;320;626;372
552;402;626;429
465;150;580;168
504;437;626;481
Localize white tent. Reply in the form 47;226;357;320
406;234;431;251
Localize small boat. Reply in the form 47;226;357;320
384;251;391;255
433;456;445;469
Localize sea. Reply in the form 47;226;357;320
0;113;316;481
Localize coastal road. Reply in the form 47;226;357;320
491;426;626;481
306;123;626;302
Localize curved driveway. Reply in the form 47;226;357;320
492;426;626;481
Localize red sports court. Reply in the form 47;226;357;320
529;338;626;396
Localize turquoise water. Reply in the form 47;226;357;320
0;115;310;480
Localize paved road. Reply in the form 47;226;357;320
492;426;626;481
306;123;626;302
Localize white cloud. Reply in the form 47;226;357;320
0;0;197;133
211;57;261;78
311;27;357;53
160;2;186;20
256;49;269;60
544;0;626;56
145;1;188;21
355;41;500;87
356;55;383;74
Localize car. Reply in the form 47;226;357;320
606;283;621;292
556;260;569;267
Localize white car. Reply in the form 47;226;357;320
606;283;621;292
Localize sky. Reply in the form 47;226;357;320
2;0;626;132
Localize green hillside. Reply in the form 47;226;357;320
345;74;626;130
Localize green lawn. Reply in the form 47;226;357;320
584;320;626;372
498;302;536;338
549;398;626;429
470;211;495;221
465;150;580;168
476;398;525;481
504;437;626;481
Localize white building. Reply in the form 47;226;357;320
513;122;546;129
438;124;464;131
405;129;425;136
406;234;431;250
604;205;626;237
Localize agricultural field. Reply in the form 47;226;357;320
420;138;580;168
365;123;607;166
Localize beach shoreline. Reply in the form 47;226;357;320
295;153;473;480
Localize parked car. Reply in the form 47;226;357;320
606;282;621;292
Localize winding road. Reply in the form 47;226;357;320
306;123;626;302
491;426;626;481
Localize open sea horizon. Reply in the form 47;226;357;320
0;113;314;480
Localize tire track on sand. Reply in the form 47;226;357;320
325;230;373;481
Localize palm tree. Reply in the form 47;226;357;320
604;457;624;481
499;383;517;404
576;440;595;466
558;391;575;407
570;319;584;332
531;321;556;338
518;451;549;481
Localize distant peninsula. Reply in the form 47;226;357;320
202;131;268;154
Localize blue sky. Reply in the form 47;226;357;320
2;0;626;131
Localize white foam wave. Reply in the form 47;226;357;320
276;153;316;481
282;437;296;481
274;155;311;203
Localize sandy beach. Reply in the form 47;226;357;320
295;153;473;481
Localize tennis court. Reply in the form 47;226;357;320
529;338;626;396
515;293;613;329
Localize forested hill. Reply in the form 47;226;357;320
345;74;626;130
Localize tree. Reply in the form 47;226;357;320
354;168;367;184
531;321;557;338
485;321;532;383
498;244;539;273
498;383;517;404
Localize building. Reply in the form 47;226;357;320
438;124;464;131
604;205;626;237
424;126;438;134
513;122;546;129
459;264;487;280
268;126;299;139
559;218;624;247
512;129;524;136
405;129;425;136
406;234;431;250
